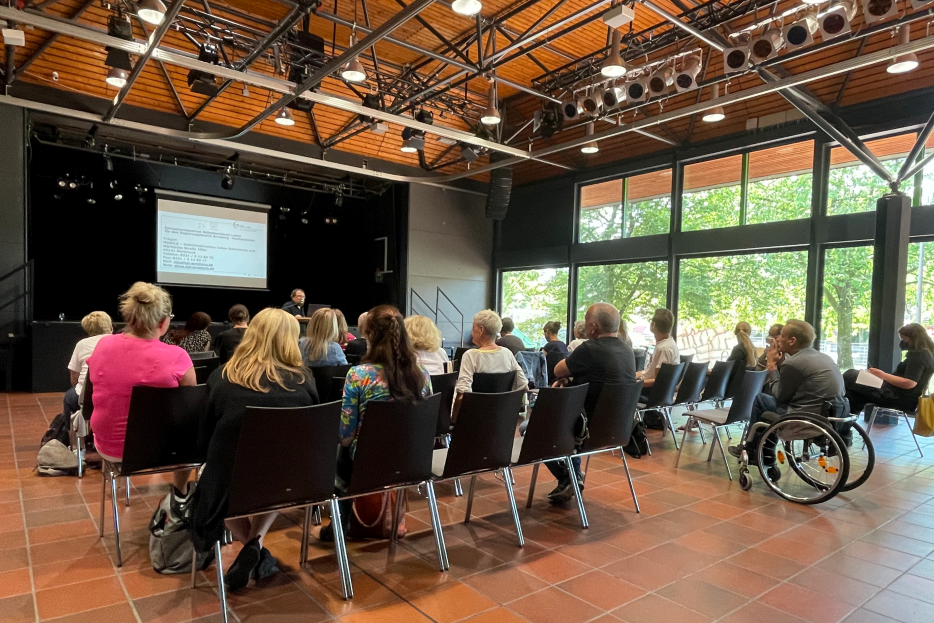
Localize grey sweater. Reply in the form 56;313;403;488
763;347;845;417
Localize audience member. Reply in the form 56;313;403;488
496;317;525;355
729;321;758;368
568;320;587;352
191;308;319;590
64;311;113;418
320;305;432;542
282;289;305;317
345;312;369;357
619;318;633;349
86;282;195;493
212;304;249;365
843;323;934;416
455;310;529;403
731;319;844;457
549;303;636;503
756;323;784;370
334;309;354;350
541;321;568;356
163;312;212;353
405;315;450;375
299;308;348;367
637;308;679;389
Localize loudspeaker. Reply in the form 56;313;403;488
486;164;513;220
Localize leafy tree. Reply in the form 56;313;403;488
577;261;668;325
747;174;813;224
501;268;568;346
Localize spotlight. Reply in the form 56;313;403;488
580;122;599;154
105;15;133;71
334;193;343;208
56;178;67;188
275;108;295;126
601;29;626;78
625;78;648;103
280;207;290;214
114;193;123;201
300;217;309;225
460;143;479;163
341;32;367;83
674;56;701;92
415;109;434;125
538;105;562;138
648;65;673;97
581;91;601;116
723;45;749;73
401;138;419;153
702;83;725;123
601;84;626;109
561;98;583;121
103;155;113;172
819;1;856;41
401;127;425;152
106;67;128;88
784;15;818;50
358;92;381;123
451;0;482;16
888;26;919;74
87;198;96;205
750;28;784;63
221;166;235;190
480;83;501;125
68;180;78;190
862;0;898;24
137;0;167;26
187;43;219;96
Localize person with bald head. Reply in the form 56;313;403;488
548;302;636;504
345;311;369;357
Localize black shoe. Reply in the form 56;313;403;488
255;547;280;580
727;445;743;459
549;482;574;504
318;519;348;543
548;481;568;498
224;538;261;591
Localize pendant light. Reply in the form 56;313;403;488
275;108;295;126
581;122;599;154
106;67;128;88
601;29;626;78
702;83;725;123
451;0;482;16
480;82;501;125
341;27;367;83
888;26;919;74
137;0;167;26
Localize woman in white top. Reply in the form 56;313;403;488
567;320;588;352
455;310;529;401
404;315;450;375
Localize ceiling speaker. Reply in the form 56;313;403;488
485;161;513;220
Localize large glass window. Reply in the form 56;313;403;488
906;241;934;326
746;141;814;224
501;268;569;348
682;154;743;231
576;262;668;350
822;246;873;369
828;134;917;215
579;170;671;242
678;251;808;363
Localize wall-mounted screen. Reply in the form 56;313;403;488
155;191;269;289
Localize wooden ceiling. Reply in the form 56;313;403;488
4;0;934;187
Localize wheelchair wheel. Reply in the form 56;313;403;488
756;415;849;505
842;422;875;492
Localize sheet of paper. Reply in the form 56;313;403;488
856;369;884;389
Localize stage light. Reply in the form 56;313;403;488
480;84;501;125
415;109;434;125
784;15;818;50
648;65;674;97
114;193;123;201
106;67;128;88
580;122;599;154
702;83;725;123
751;28;784;63
819;1;856;41
68;180;78;190
187;43;219;96
626;78;648;103
334;193;343;208
137;0;167;26
601;29;626;78
581;91;601;116
105;15;133;71
56;178;67;188
341;32;367;83
401;138;419;153
538;105;562;138
451;0;482;16
275;108;295;126
561;98;583;121
723;45;749;73
280;207;290;214
221;166;235;190
301;217;309;225
460;143;479;163
888;26;919;74
862;0;898;24
674;56;701;92
103;155;113;172
601;84;626;109
87;198;96;205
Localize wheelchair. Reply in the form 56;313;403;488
735;399;875;504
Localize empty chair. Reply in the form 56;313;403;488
637;362;685;450
701;360;733;406
680;353;694;365
433;389;527;544
675;370;767;480
101;385;209;566
191;352;220;384
514;384;590;527
545;351;566;385
472;370;517;393
310;365;352;403
452;346;473;372
430;372;458;441
673;362;708;409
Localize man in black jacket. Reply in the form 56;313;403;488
282;289;305;318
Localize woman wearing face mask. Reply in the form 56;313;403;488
843;323;934;417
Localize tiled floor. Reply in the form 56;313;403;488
4;394;934;623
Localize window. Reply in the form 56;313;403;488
828;134;917;215
678;251;808;363
501;268;569;348
579;169;671;242
822;246;873;369
746;141;814;224
682;154;742;231
906;241;934;326
576;262;668;350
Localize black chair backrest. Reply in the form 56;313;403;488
82;373;95;419
227;401;343;518
680;353;694;365
633;348;647;372
430;372;458;436
121;385;210;475
580;379;644;452
345;393;442;496
702;360;733;402
472;371;517;393
674;362;709;405
516;384;589;465
346;353;362;365
643;362;685;409
441;389;526;479
190;351;217;361
724;369;767;424
193;355;220;385
545;351;566;383
453;347;472;362
310;365;352;402
724;358;748;399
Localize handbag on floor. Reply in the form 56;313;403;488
914;395;934;437
348;491;407;540
149;484;211;574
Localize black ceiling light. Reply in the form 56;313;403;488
105;15;133;71
286;31;324;112
415;109;434;125
358;92;381;123
187;43;219;96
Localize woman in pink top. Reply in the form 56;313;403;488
87;282;196;493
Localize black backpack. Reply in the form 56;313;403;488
624;421;649;458
40;412;70;447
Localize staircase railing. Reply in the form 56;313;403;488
409;286;465;347
0;260;33;325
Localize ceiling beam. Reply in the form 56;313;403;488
898;109;934;183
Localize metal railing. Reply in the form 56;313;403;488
0;260;33;328
409;286;465;347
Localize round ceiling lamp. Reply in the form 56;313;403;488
581;122;599;154
341;32;368;83
702;83;725;123
601;29;626;78
275;108;295;126
105;67;128;88
480;83;501;125
888;26;919;75
137;0;167;26
451;0;482;16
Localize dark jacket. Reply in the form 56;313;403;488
763;347;844;417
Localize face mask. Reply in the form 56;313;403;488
900;340;910;350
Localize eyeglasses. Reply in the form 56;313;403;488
168;314;175;320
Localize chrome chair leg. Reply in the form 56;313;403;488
391;489;407;542
582;455;591;484
125;477;130;507
111;472;122;567
300;506;311;565
330;497;353;600
526;463;539;508
866;406;879;433
502;467;524;547
644;433;652;456
190;547;198;588
725;426;732;440
464;476;477;524
424;481;449;571
707;426;718;462
620;448;640;513
566;457;588;529
99;469;107;537
215;540;229;623
453;478;464;497
675;417;691;468
664;408;680;450
714;428;733;480
905;412;924;457
312;505;322;526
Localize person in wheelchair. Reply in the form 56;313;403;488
729;320;845;461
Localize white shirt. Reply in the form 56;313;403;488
455;346;529;394
68;334;109;396
644;336;680;381
568;338;588;352
415;348;450;376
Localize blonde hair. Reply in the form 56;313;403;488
224;308;306;393
81;311;112;336
119;282;172;335
734;321;757;367
573;320;586;339
473;309;503;338
302;308;339;363
334;309;350;348
405;315;443;351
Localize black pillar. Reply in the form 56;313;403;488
0;104;28;390
868;194;911;372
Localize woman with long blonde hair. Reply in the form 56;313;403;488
728;321;758;368
191;308;319;591
299;308;348;367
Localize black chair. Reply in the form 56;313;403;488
191;352;220;384
101;385;209;566
472;371;517;393
203;402;347;620
345;353;362;365
514;384;590;527
545;351;566;384
576;380;644;513
338;393;449;571
636;362;685;451
633;348;647;373
680;353;694;365
452;346;473;373
311;365;352;403
430;372;458;441
676;370;766;480
671;362;711;442
724;358;748;399
701;360;733;405
432;389;527;544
